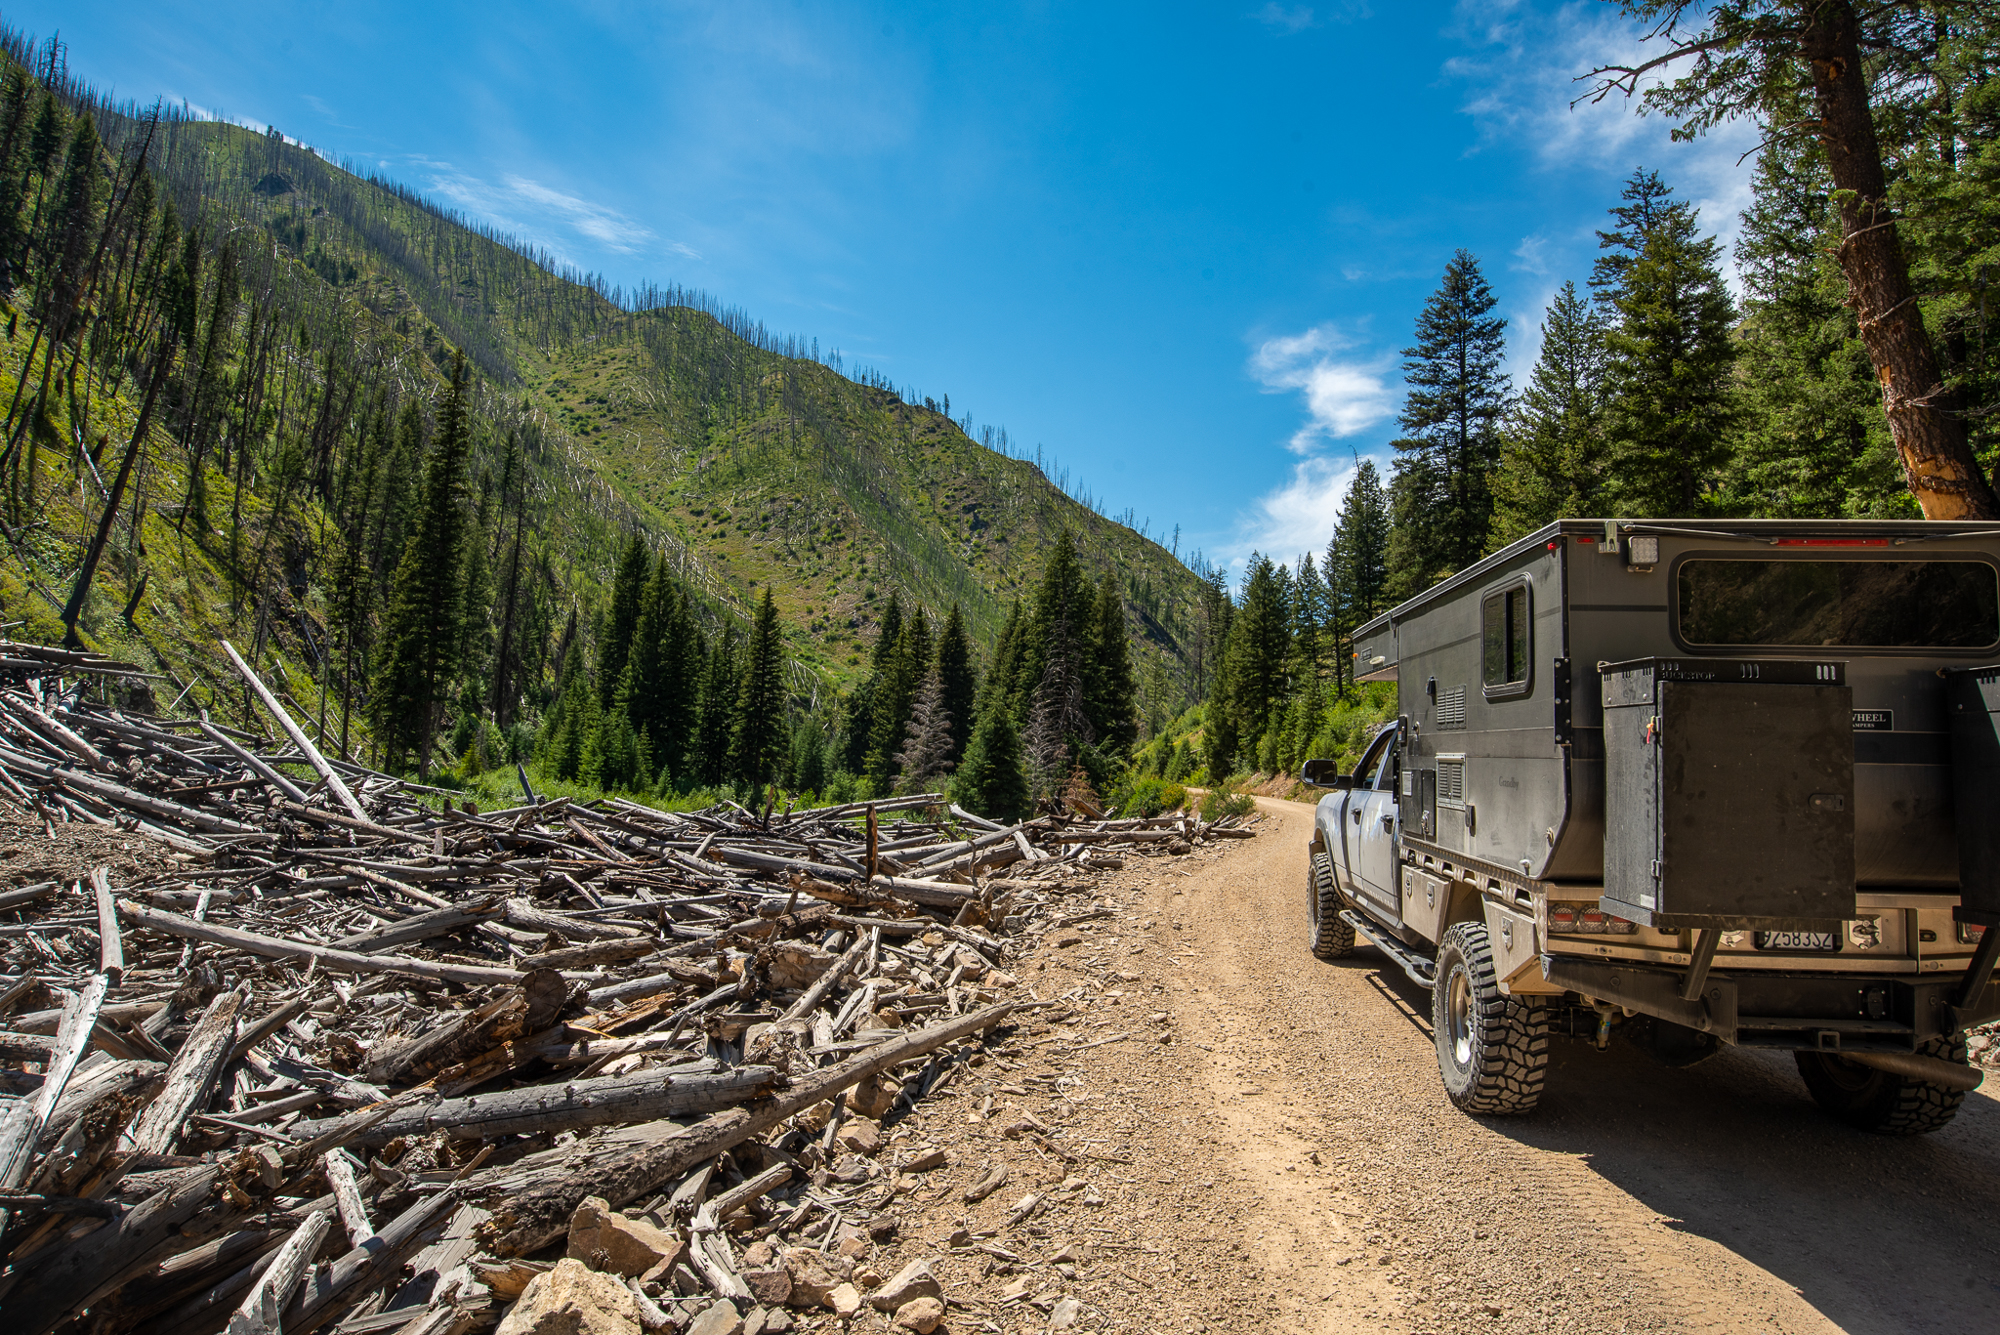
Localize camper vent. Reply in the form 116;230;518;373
1437;685;1467;730
1437;757;1466;808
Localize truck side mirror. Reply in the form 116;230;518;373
1301;759;1352;789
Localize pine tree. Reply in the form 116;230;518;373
1024;611;1091;800
934;603;979;767
1386;250;1509;597
864;606;929;794
983;600;1027;718
621;556;674;756
1725;142;1902;517
1597;172;1738;515
1330;459;1389;679
841;592;903;775
692;629;738;788
1492;281;1609;541
598;533;649;706
373;355;474;773
728;587;787;790
788;717;830;795
1221;555;1290;765
954;698;1030;822
1087;574;1138;758
1201;630;1238;783
1020;532;1093;722
894;664;956;794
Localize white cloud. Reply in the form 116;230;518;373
425;169;694;263
1255;4;1319;32
1448;1;1759;283
1225;454;1376;575
1512;232;1549;275
1249;323;1397;452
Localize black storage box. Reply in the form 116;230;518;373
1600;657;1855;930
1947;665;2000;929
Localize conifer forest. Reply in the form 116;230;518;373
4;3;1999;812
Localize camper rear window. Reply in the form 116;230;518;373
1482;585;1530;695
1677;560;2000;648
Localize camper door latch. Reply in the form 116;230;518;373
1552;657;1573;745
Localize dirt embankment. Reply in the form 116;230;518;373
859;797;2000;1335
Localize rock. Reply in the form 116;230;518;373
868;1259;942;1312
495;1258;645;1335
867;1213;901;1241
834;1117;882;1156
827;1283;864;1317
684;1301;743;1335
1167;839;1192;855
780;1248;842;1306
743;1309;790;1335
852;1262;884;1289
862;1009;905;1031
834;1222;872;1259
741;1260;792;1306
1050;1296;1084;1329
845;1074;899;1120
892;1296;946;1333
1052;931;1084;948
741;1240;779;1270
984;969;1018;989
567;1197;684;1278
899;1146;948;1173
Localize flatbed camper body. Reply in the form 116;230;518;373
1311;519;2000;1129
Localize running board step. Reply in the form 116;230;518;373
1341;909;1438;990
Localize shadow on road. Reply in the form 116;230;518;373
1334;947;2000;1334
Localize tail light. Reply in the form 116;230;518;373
1549;902;1637;935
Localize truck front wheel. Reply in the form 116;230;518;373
1794;1034;1970;1136
1432;921;1548;1115
1306;851;1354;960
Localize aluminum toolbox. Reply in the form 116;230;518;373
1600;657;1855;930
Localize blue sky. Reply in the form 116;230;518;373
19;1;1756;576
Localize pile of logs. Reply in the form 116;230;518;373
0;640;1246;1335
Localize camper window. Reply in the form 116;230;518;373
1482;583;1531;698
1677;559;2000;649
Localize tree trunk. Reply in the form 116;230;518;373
1804;0;1999;519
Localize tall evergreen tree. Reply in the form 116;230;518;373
1086;575;1138;758
692;630;738;787
728;587;787;790
1492;281;1610;540
894;664;956;794
1597;171;1738;515
841;592;903;775
373;355;474;773
1385;250;1510;597
934;603;979;766
864;606;930;793
1725;141;1903;517
954;697;1030;822
598;533;649;707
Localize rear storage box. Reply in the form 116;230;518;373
1947;665;2000;928
1600;657;1854;929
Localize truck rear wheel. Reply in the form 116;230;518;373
1432;921;1548;1115
1306;851;1354;959
1794;1034;1970;1136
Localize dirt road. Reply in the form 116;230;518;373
892;796;2000;1334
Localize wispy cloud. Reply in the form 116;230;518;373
1447;1;1758;276
1225;454;1371;575
1255;4;1319;32
1249;323;1397;453
425;169;694;262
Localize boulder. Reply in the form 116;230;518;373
827;1283;864;1318
495;1258;644;1335
779;1248;843;1306
893;1297;946;1333
844;1074;898;1121
684;1300;743;1335
868;1260;942;1312
567;1197;683;1277
833;1117;882;1156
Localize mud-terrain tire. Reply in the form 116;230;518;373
1795;1034;1970;1136
1432;920;1548;1115
1306;851;1354;960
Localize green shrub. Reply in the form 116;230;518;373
1118;774;1187;818
1200;779;1255;820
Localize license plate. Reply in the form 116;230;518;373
1754;930;1839;953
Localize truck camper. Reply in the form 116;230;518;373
1302;518;2000;1134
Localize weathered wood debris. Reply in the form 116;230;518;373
0;639;1251;1335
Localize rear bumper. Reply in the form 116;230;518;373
1540;954;2000;1052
